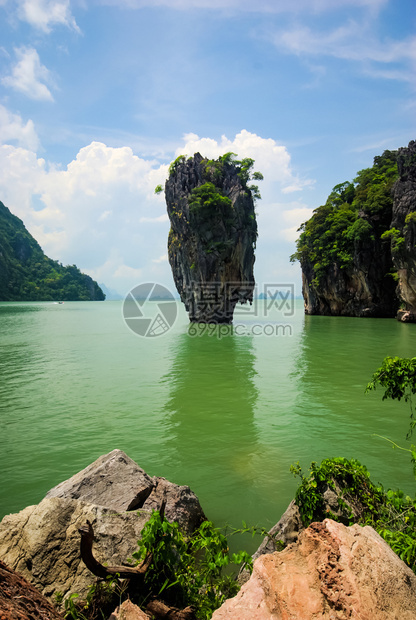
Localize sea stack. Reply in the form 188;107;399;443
165;153;259;323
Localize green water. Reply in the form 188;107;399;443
0;300;415;553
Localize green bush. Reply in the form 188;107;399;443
130;510;252;619
291;457;416;573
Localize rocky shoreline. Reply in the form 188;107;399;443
1;449;416;619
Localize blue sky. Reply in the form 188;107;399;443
0;0;415;296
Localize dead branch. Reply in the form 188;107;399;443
79;500;196;620
78;521;152;580
146;600;196;620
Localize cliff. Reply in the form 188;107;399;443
292;144;416;318
165;153;259;323
0;200;105;301
391;140;416;321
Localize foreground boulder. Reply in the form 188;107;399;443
0;450;206;601
45;449;206;534
45;449;155;511
0;559;64;620
143;475;206;534
0;497;151;600
213;519;416;620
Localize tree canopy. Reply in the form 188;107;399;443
0;201;105;301
290;149;399;285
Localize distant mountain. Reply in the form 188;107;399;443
0;201;105;301
99;283;123;300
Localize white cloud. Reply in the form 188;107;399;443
97;0;387;13
280;205;315;242
113;263;143;280
0;105;39;151
277;22;416;63
178;129;311;192
139;214;169;223
0;131;309;293
0;144;46;216
152;253;168;263
16;0;80;33
2;47;54;101
272;18;416;82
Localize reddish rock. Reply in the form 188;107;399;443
212;519;416;620
108;599;150;619
0;559;64;620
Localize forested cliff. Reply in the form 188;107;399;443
291;140;416;320
0;201;105;301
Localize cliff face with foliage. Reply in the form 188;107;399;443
391;141;416;321
0;201;105;301
165;153;259;323
292;147;411;318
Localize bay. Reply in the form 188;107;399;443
0;298;415;553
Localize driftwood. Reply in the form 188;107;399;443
78;499;196;619
78;520;152;580
146;600;196;620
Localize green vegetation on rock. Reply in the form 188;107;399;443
291;457;416;572
290;150;398;285
61;511;252;620
131;511;251;619
290;354;416;575
0;201;105;301
202;152;263;203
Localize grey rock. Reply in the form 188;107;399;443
0;450;207;603
45;449;155;512
252;500;302;562
0;497;152;600
142;476;206;534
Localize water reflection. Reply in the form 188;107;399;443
161;327;260;525
292;314;416;493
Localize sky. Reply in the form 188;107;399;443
0;0;415;297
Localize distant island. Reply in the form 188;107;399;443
0;201;105;301
291;139;416;321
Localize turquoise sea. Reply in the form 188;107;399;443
0;298;415;553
